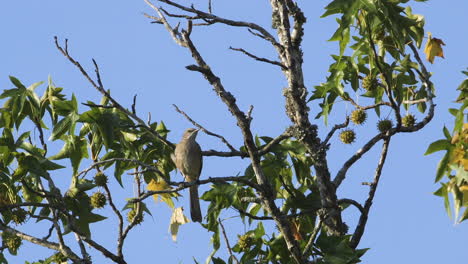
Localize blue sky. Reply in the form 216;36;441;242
0;0;467;263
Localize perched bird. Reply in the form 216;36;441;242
173;128;203;222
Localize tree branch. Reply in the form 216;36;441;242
229;47;287;69
0;223;83;263
350;137;391;248
173;104;238;152
54;37;174;149
219;219;240;264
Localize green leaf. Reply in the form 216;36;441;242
424;139;451;155
49;135;88;175
435;153;449;182
212;257;226;264
443;126;451;140
9;76;26;89
97;111;116;148
50;112;79;141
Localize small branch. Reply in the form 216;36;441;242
350;137;391;248
54;36;174;149
321;116;350;148
32;117;48;156
235;207;273;220
257;129;291;156
173;104;237;152
208;0;212;14
337;198;364;213
219;219;240;264
0;224;83;263
234;207;316;221
42;224;55;240
75;157;165;179
229;47;287;69
365;19;401;126
146;0;279;47
104;182;124;258
403;98;428;105
132;95;137;115
333;132;387;187
345;96;392;110
131;176;262;203
82;102;115;109
302;218;322;256
75;233;90;262
119;169;142;254
0;202;65;211
52;210;67;258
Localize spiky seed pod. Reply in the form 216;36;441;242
90;192;107;209
362;75;378;91
127;209;143;225
377;119;393;133
93;172;108;187
350;109;367;125
11;208;27;225
402;114;416;127
2;233;22;254
339;129;356;144
237;234;254;251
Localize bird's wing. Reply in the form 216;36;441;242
197;142;202;179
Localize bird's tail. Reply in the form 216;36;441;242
189;186;202;222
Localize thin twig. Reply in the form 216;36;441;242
302;218;322;256
173;104;237;152
54;36;174;149
337;198;364;213
82;102;115;109
321;116;350;148
0;224;82;263
219;219;240;264
350;137;391;248
131;176;263;203
229;47;287;69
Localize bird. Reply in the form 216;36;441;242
173;128;203;222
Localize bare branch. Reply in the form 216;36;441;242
333;132;386;187
147;0;279;47
229;47;287;69
364;20;401;126
0;224;83;263
338;198;364;213
82;102;115;109
103;182;125;258
54;37;174;149
131;175;263;203
219;219;240;264
173;104;238;152
345;96;392;110
302;218;322;256
75;233;90;261
350;137;391;248
321;116;350;148
76;157;165;179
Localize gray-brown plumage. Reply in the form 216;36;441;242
173;128;202;222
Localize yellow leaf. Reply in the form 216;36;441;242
147;179;169;202
169;207;190;242
424;32;445;64
147;179;178;209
